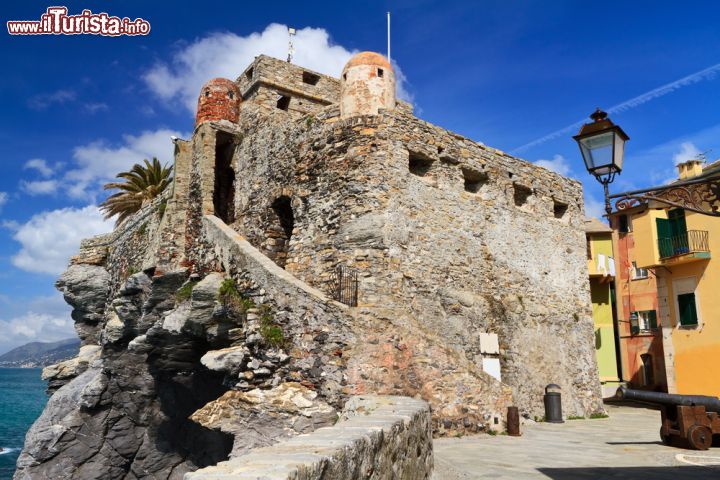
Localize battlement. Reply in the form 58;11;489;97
236;55;340;118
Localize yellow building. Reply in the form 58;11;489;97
630;159;720;396
584;217;622;398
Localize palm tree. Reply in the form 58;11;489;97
100;157;173;226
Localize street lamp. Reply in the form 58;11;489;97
574;109;720;217
574;108;629;215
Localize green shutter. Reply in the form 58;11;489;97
668;209;687;236
656;218;673;258
678;293;698;326
648;310;658;329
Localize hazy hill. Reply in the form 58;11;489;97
0;338;80;368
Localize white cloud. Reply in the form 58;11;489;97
21;179;59;196
27;89;77;110
0;192;7;211
24;158;54;177
672;141;702;165
0;310;74;355
584;195;606;219
61;128;185;200
83;102;109;114
11;205;113;275
534;154;571;176
144;23;412;112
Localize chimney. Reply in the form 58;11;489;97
677;160;704;180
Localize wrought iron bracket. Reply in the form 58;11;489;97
609;175;720;217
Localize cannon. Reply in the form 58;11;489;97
617;386;720;450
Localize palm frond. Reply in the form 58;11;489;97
100;157;173;226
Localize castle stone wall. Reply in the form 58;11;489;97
225;97;602;418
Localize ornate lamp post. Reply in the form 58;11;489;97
575;109;720;217
574;108;629;215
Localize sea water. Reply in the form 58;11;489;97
0;369;47;480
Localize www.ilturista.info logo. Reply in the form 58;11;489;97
7;7;150;36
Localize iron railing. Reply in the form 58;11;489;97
331;265;359;307
658;230;710;259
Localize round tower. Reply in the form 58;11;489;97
340;51;396;118
195;78;241;126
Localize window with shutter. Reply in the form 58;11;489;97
648;310;658;329
678;293;698;326
656;218;673;258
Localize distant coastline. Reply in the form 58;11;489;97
0;338;79;369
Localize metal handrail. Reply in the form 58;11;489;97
658;230;709;259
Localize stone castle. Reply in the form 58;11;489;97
15;52;603;479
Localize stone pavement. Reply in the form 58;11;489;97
433;404;720;479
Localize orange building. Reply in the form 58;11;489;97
609;211;667;391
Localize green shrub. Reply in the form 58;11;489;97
138;222;148;236
590;412;609;419
176;280;198;303
218;278;255;312
487;429;497;436
258;304;285;347
568;415;584;420
158;199;167;217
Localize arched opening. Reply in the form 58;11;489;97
214;132;236;224
265;196;294;268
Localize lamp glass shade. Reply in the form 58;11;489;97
578;130;624;176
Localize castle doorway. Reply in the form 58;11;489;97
266;196;294;268
214;132;236;224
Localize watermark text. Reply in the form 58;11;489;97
7;7;150;36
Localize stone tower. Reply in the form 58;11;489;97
195;78;241;125
340;51;396;118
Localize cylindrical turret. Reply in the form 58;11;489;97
617;386;720;413
340;51;396;118
195;78;241;126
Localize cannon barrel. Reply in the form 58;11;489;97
616;386;720;413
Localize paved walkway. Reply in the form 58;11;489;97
433;404;720;479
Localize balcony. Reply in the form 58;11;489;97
658;230;710;264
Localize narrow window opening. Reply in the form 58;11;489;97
227;90;234;99
343;73;347;81
245;67;254;80
508;172;514;179
277;95;290;111
213;132;236;224
204;90;210;97
409;153;434;177
302;71;320;85
462;167;489;193
378;68;384;78
437;146;444;154
618;214;630;233
268;196;295;269
276;95;291;111
513;184;532;207
553;201;568;219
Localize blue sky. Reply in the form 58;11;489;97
1;0;719;353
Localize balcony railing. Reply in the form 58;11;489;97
658;230;709;260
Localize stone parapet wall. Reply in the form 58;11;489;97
185;395;433;480
199;215;354;405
